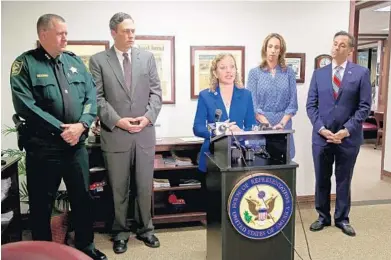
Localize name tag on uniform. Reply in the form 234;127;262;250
37;74;48;78
83;104;91;114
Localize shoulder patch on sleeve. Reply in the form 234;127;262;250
11;60;23;76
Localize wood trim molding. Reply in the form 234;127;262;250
357;41;379;47
359;37;388;41
381;15;391;180
378;40;385;110
381;170;391;180
359;34;389;37
355;0;389;10
297;194;336;204
349;0;359;63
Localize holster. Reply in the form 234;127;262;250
12;114;27;151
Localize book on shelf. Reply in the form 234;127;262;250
1;211;14;225
178;179;201;187
154;178;170;188
163;156;193;167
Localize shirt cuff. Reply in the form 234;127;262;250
256;109;264;115
344;128;350;137
318;126;325;133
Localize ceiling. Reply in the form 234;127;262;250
357;1;390;48
358;1;390;34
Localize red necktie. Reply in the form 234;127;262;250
332;66;342;99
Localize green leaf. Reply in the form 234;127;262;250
19;180;29;202
1;125;17;136
244;211;252;223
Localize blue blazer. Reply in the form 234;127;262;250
306;62;372;147
193;86;256;172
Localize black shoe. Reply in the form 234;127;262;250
309;220;331;231
335;222;356;237
81;248;107;260
113;239;128;254
136;234;160;248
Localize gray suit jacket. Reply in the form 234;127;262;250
89;47;162;152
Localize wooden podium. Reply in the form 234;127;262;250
206;130;298;260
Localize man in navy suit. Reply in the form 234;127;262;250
306;31;371;237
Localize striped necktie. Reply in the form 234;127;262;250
123;53;132;92
332;66;342;99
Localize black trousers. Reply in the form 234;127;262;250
25;139;94;249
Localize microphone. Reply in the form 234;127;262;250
215;109;228;136
208;109;228;137
215;109;222;122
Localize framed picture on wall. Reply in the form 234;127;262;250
190;46;245;99
314;54;332;69
285;53;306;83
135;35;175;104
37;40;110;70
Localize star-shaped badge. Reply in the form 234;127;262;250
70;67;78;74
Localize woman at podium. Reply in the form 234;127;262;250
246;33;298;159
193;53;256;173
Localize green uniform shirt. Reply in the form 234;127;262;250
10;46;97;136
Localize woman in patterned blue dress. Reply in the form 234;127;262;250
246;33;298;159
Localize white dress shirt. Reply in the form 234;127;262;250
332;60;347;80
318;59;350;136
114;46;131;75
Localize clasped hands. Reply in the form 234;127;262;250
116;116;150;133
320;129;349;144
61;123;85;146
256;114;284;130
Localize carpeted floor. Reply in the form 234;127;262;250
89;142;391;260
20;142;391;259
90;202;391;260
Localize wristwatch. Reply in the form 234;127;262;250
80;121;89;130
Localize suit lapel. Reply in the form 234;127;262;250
230;86;242;119
130;47;141;99
324;64;334;99
212;87;228;121
106;47;132;99
336;61;354;101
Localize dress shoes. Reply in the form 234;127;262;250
335;222;356;237
113;239;128;254
81;248;107;260
309;220;331;231
136;234;160;248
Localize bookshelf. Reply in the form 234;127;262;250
1;157;22;244
87;137;205;228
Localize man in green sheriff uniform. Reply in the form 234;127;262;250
10;14;107;260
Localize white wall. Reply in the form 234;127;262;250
1;1;351;195
384;52;391;172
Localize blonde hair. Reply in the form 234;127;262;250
260;33;287;70
209;53;243;92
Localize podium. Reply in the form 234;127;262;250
206;130;298;260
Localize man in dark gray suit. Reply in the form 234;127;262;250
89;12;162;254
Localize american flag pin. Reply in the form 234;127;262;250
348;71;352;74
